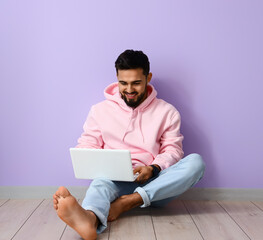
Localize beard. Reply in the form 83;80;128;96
121;85;148;108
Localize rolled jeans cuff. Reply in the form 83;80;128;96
134;186;150;208
82;205;107;234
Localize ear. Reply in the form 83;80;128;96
147;72;153;84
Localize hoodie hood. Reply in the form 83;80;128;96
104;82;157;142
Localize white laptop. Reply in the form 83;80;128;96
70;148;139;182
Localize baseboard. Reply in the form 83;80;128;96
0;186;87;199
177;188;263;201
1;186;263;200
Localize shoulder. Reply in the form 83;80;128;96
92;100;108;109
152;98;181;118
89;100;118;117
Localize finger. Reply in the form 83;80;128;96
138;173;148;182
134;175;141;183
135;177;140;183
139;178;147;184
133;167;141;174
135;173;143;183
139;174;151;184
136;178;144;184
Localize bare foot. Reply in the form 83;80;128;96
108;193;143;222
53;186;98;240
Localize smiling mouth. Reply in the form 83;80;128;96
125;93;137;99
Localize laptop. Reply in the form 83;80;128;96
69;148;139;182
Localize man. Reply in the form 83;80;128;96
53;50;205;240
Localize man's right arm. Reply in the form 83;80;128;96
75;106;104;149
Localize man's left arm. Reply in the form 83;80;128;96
151;111;184;170
134;111;184;183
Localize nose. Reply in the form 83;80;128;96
126;84;134;93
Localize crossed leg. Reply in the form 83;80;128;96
53;154;205;239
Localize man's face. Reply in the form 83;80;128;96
117;68;152;108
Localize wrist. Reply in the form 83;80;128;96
153;164;161;171
150;164;161;177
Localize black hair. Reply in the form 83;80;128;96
115;49;150;76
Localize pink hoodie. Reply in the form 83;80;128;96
76;82;184;170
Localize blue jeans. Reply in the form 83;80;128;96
81;153;205;233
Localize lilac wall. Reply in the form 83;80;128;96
1;0;262;188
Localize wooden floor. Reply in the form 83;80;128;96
1;199;263;240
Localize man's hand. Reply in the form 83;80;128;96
133;166;154;184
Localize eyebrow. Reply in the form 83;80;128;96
118;80;142;83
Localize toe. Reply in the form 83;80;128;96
53;198;58;204
56;186;70;198
55;190;60;198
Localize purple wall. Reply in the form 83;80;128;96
1;0;262;188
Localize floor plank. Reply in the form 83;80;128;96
151;200;203;240
12;199;66;240
253;201;263;211
0;199;9;207
109;207;156;240
184;200;249;240
219;201;263;240
0;199;43;240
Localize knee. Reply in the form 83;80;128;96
186;153;206;176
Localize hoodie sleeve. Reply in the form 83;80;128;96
151;111;184;170
75;106;104;149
